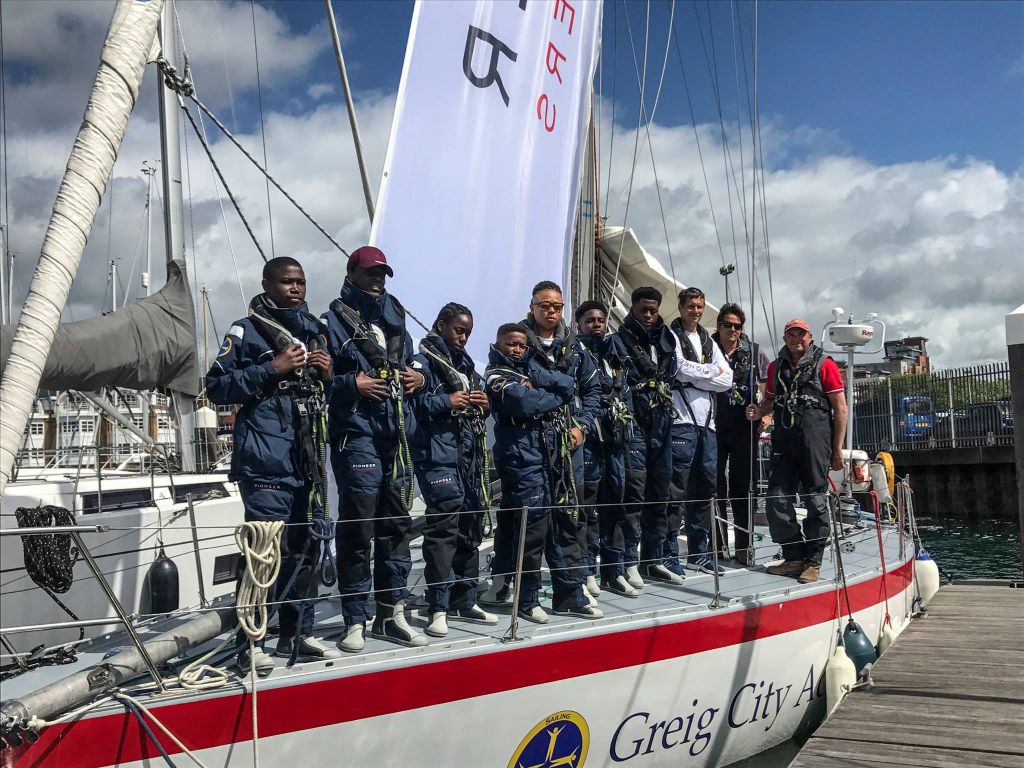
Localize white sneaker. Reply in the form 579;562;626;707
425;611;449;638
517;605;549;624
479;575;513;607
337;623;365;654
625;565;645;589
647;564;684;585
585;575;602;596
450;604;499;625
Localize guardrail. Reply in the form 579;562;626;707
853;362;1013;453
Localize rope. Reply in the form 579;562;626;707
870;490;892;625
234;521;283;641
115;693;210;768
14;506;79;593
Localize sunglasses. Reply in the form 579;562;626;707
719;321;743;331
533;301;565;313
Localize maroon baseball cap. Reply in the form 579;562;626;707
347;245;393;277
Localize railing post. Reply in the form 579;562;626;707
710;510;722;609
947;376;956;447
502;506;530;643
887;378;896;448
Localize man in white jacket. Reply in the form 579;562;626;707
668;287;733;575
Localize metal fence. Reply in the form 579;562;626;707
852;362;1013;453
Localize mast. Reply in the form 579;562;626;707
324;0;375;222
0;0;164;493
141;161;157;297
157;0;195;471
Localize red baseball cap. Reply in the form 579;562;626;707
347;245;393;277
784;318;811;333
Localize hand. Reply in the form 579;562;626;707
355;371;390;401
448;391;472;409
830;448;844;471
307;349;332;380
745;404;760;422
468;391;489;410
271;344;306;375
401;366;425;394
521;379;533;389
569;427;585;449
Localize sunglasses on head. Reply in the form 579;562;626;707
719;321;743;331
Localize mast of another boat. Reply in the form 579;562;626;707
0;0;166;494
157;0;196;471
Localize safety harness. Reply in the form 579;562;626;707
616;322;678;418
582;335;635;445
330;295;415;511
773;343;831;429
670;318;716;429
419;334;492;508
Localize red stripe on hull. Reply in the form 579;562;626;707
10;560;913;768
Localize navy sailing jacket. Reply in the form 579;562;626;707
205;300;326;489
409;334;485;483
321;280;417;445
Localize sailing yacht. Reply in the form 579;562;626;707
0;1;934;766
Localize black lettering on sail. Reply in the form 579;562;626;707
463;26;518;107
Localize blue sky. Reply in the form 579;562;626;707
263;0;1022;173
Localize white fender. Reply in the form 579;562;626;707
825;643;857;717
914;549;941;611
877;622;897;655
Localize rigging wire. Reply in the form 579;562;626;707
0;0;9;322
602;1;618;209
610;0;651;291
730;0;749;307
250;0;276;259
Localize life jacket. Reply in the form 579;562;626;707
773;343;831;429
670;318;714;369
714;331;760;408
579;332;633;444
522;316;579;374
615;313;678;423
330;283;407;385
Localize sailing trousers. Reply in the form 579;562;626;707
667;423;718;568
716;424;760;560
638;413;675;576
331;436;413;625
766;413;832;564
238;481;317;638
581;439;625;578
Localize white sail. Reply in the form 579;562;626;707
0;0;164;494
371;0;601;358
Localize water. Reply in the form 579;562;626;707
916;516;1022;581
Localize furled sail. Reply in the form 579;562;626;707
0;262;198;396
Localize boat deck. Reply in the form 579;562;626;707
791;580;1024;768
2;518;908;702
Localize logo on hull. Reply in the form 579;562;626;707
508;710;589;768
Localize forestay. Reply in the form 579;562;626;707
372;0;601;361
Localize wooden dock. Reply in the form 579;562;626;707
791;581;1024;768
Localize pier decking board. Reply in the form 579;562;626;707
791;582;1024;768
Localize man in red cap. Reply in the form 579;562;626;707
322;245;427;652
747;318;847;584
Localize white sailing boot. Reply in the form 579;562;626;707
337;623;366;654
425;611;449;638
237;646;275;678
479;575;513;607
603;575;640;598
625;565;645;589
518;605;549;624
583;587;600;608
450;604;499;625
372;601;427;648
647;563;684;585
585;575;602;597
277;635;343;661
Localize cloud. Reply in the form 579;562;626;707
3;2;1019;374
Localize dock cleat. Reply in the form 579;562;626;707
625;565;645;589
645;563;684;585
450;604;499;625
765;559;806;578
479;575;514;607
553;604;604;620
371;601;428;648
518;605;549;624
602;575;640;598
337;623;366;654
425;611;449;638
237;647;275;678
276;635;343;661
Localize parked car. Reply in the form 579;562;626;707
854;394;934;448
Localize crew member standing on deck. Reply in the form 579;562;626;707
484;322;603;623
322;246;427;652
712;303;770;566
575;300;640;598
747;319;847;584
668;287;732;576
206;256;342;674
606;287;679;586
409;303;498;637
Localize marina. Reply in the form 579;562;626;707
792;581;1024;768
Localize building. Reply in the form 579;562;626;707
883;336;930;375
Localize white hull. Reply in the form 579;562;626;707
7;551;915;768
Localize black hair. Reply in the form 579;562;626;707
678;286;705;305
531;281;562;297
496;322;529;341
717;302;745;325
433;302;473;333
631;286;662;306
263;256;303;281
575;300;608;323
